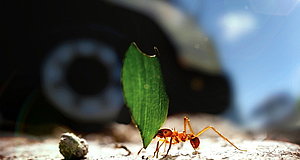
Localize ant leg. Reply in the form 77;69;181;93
137;148;143;155
163;139;167;152
184;116;195;134
184;117;187;133
154;139;166;158
154;141;160;158
163;137;173;158
195;126;247;151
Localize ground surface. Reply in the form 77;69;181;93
1;137;300;160
1;114;300;159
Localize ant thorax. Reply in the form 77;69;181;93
167;130;188;142
178;132;189;142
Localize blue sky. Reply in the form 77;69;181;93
171;0;300;123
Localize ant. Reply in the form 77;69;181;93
143;116;247;158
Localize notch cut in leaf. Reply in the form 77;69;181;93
122;42;169;148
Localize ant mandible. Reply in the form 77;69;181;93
146;116;247;158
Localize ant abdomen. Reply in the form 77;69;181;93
190;137;200;149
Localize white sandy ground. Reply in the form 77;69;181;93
1;114;299;159
1;137;300;160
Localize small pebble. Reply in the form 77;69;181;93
59;132;88;159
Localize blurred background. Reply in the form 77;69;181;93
1;0;300;144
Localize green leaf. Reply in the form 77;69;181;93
122;42;169;148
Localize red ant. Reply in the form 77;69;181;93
142;116;247;158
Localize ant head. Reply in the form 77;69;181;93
155;129;173;138
190;137;200;149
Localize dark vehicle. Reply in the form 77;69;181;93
1;0;231;131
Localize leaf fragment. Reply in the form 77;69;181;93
122;42;169;148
